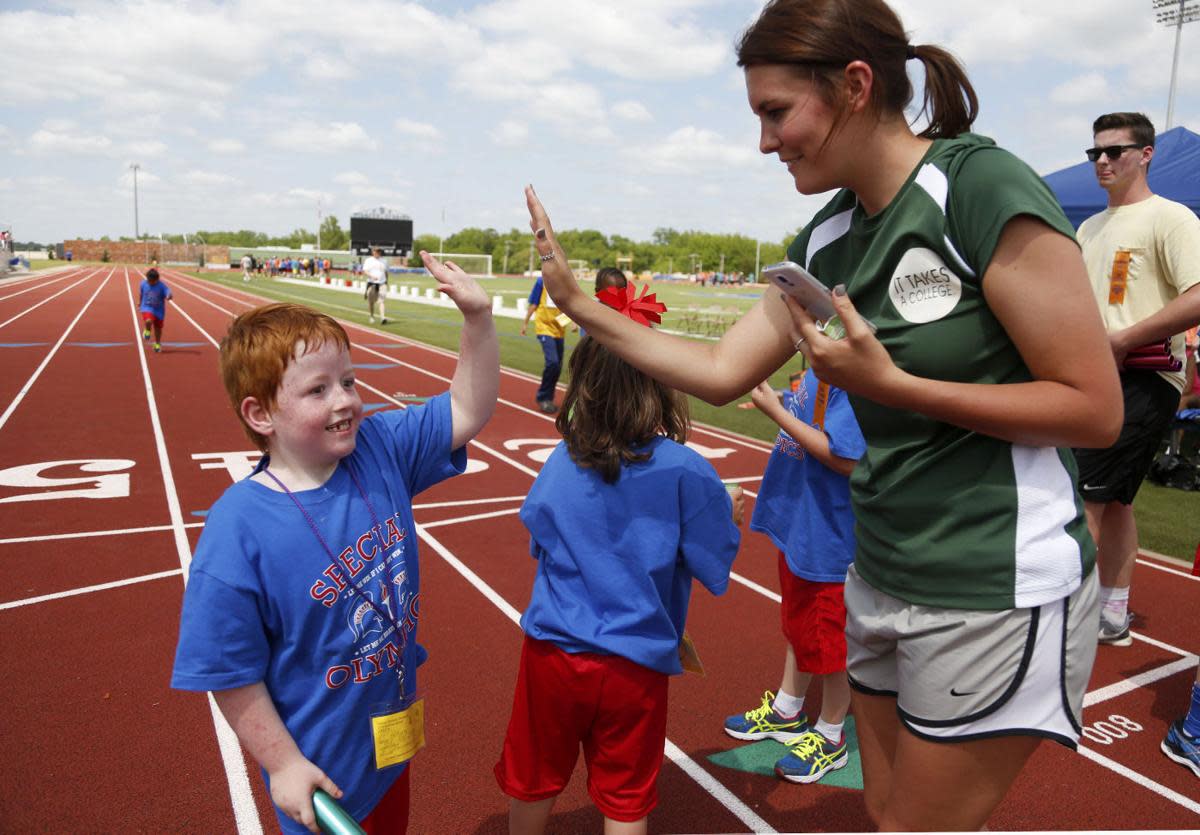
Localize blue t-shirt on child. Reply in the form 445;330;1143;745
520;436;741;675
171;394;465;832
138;280;172;318
750;370;865;583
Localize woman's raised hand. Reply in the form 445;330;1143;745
525;185;586;313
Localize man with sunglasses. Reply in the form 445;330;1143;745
1073;112;1200;651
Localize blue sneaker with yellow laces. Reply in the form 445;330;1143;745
774;730;849;784
723;691;808;742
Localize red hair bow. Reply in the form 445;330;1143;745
596;283;667;327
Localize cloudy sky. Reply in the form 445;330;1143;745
2;0;1197;246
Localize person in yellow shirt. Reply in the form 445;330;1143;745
1073;112;1200;647
521;275;566;413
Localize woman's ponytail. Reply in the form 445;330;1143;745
910;44;978;139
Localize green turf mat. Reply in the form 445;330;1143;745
707;716;863;790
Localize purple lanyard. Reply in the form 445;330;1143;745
263;461;412;692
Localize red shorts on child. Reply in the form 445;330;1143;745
359;765;409;835
494;635;668;823
140;310;162;327
778;551;848;675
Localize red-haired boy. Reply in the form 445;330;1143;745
172;252;498;833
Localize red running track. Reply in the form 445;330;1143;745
0;266;1197;832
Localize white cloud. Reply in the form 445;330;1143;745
127;140;168;157
270;122;377;153
208;138;246;154
490;120;529;147
29;127;113;155
288;188;334;203
347;185;408;202
394;120;441;140
334;171;371;186
612;100;653;122
250;187;334;209
473;0;729;81
1050;73;1109;106
631;125;759;174
180;170;240;188
302;55;357;82
119;168;162;189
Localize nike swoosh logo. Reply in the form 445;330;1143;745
949;687;978;697
1080;483;1106;491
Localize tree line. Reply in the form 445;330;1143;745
78;217;796;276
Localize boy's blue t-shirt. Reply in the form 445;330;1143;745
519;436;741;675
138;280;172;318
171;394;465;831
750;370;865;583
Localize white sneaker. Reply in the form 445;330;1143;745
1099;615;1132;647
368;316;375;323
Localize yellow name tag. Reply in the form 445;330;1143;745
371;699;425;769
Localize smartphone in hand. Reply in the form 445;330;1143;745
762;261;876;335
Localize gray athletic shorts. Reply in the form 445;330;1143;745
844;565;1099;749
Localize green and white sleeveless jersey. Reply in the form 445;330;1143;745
787;133;1093;610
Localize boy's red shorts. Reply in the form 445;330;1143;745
359;766;409;835
494;636;668;823
778;551;848;675
140;310;162;327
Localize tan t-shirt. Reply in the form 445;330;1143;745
1078;194;1200;392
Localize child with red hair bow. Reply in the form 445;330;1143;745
493;284;742;835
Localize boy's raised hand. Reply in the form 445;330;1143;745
421;250;491;316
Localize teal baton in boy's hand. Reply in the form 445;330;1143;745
313;790;365;835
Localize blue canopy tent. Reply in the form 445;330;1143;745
1042;125;1200;228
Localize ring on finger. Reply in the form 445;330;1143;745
540;252;555;262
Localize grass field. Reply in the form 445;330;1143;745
53;264;1200;562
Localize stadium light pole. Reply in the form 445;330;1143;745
129;163;141;239
1154;0;1199;129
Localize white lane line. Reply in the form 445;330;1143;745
0;266;90;300
122;269;263;835
413;495;527;510
0;568;182;609
0;266;103;328
1136;558;1200;582
730;571;781;603
0;522;204;545
1084;655;1199;708
1076;745;1200;816
419;507;522;529
1132;631;1197;657
416;524;777;835
0;268;111;432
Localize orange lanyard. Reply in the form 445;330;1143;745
1108;250;1131;305
812;380;830;431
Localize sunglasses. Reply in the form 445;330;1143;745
1085;144;1141;162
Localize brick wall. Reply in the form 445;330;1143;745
61;240;231;265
